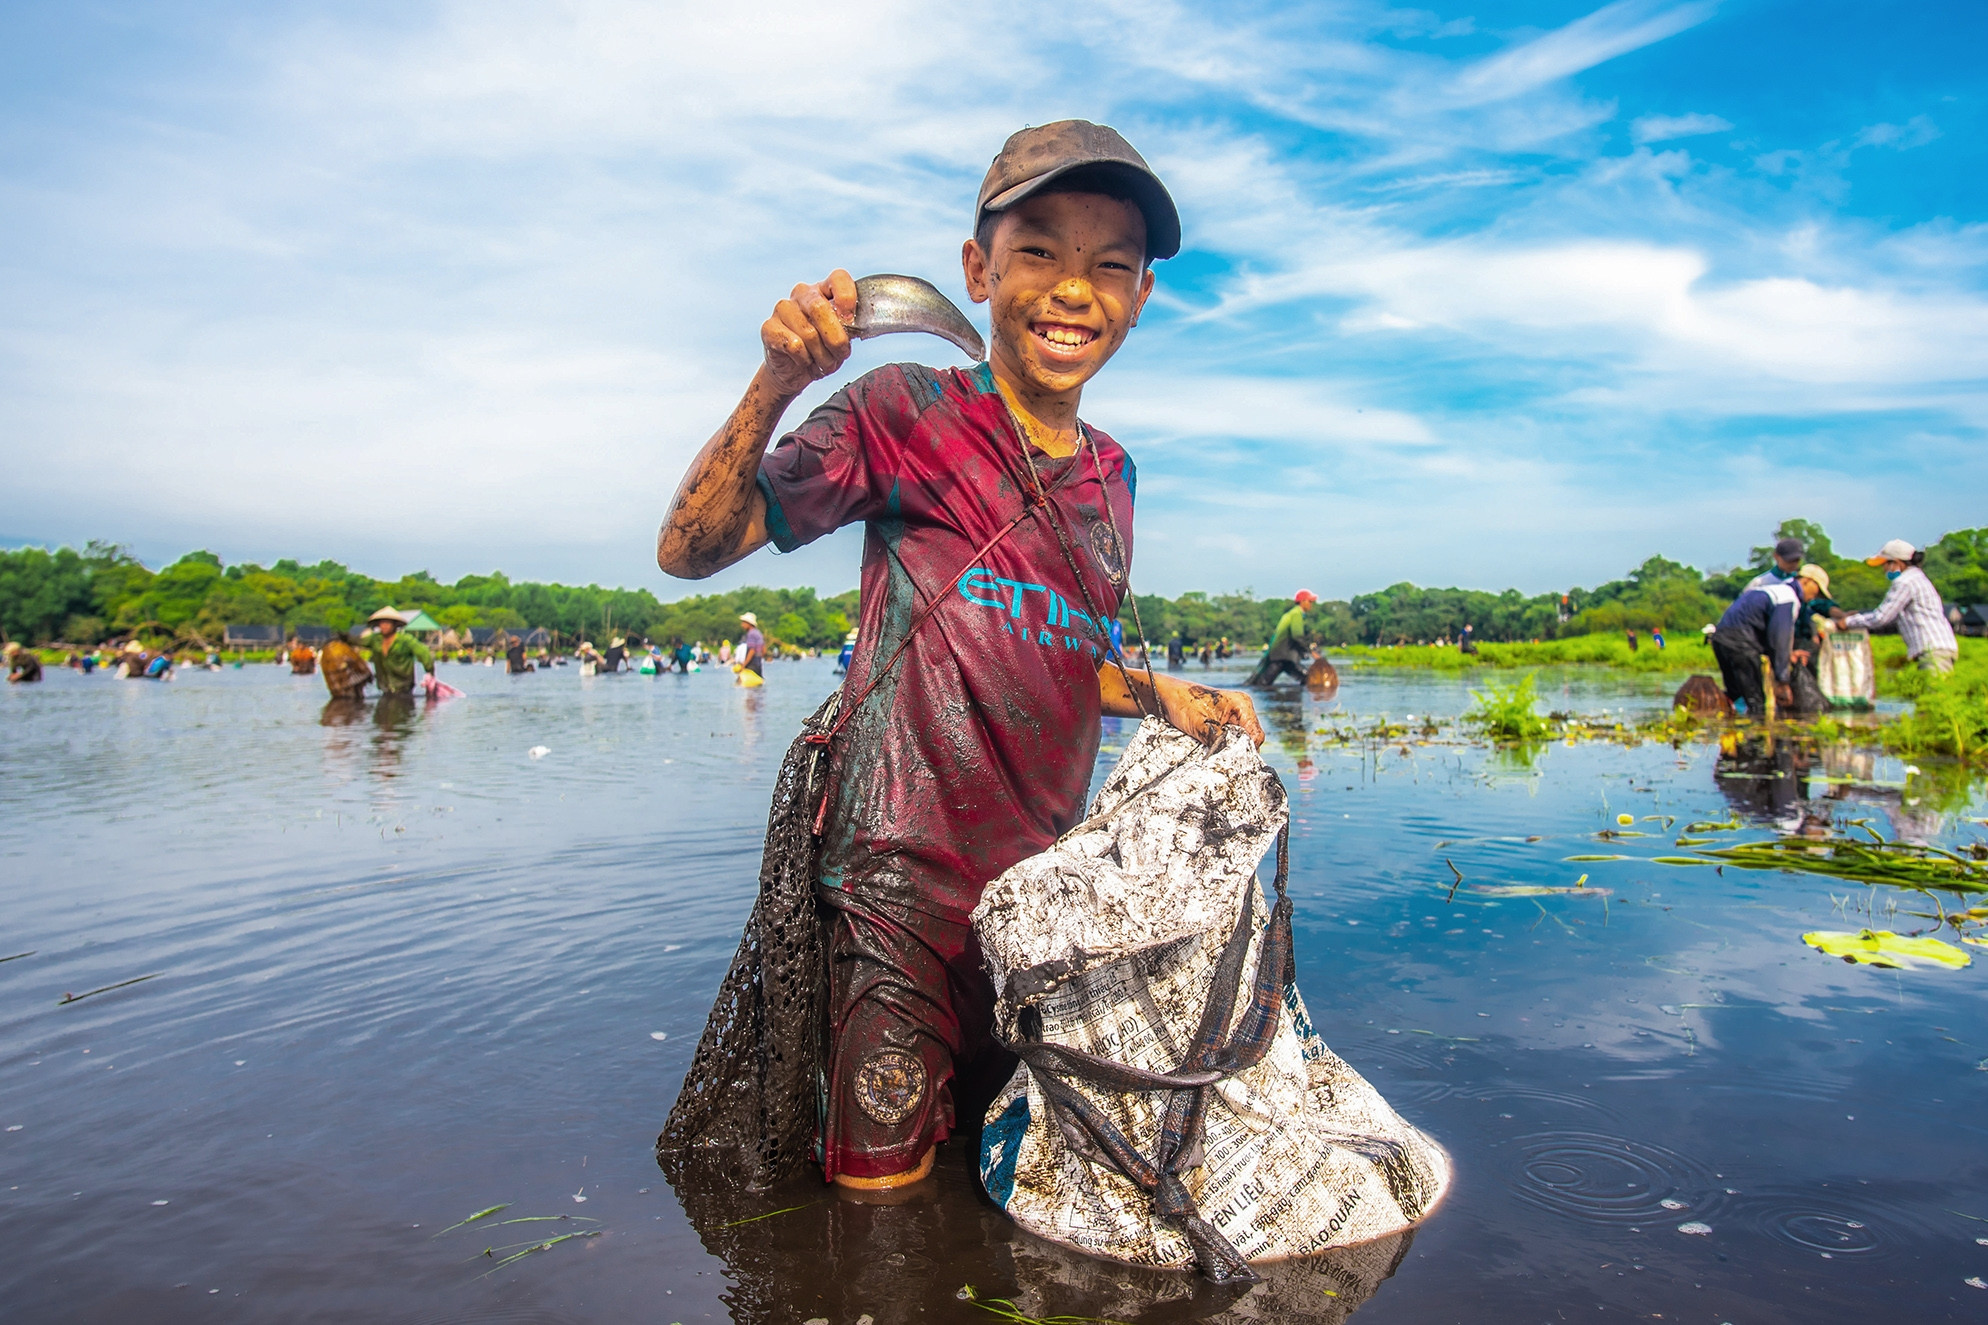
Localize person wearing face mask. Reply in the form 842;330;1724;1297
1838;539;1958;673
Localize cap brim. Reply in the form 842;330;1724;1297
1864;555;1891;566
981;159;1182;260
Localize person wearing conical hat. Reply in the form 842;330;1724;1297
360;607;433;696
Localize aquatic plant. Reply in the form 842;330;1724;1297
431;1202;600;1278
1802;929;1971;970
957;1284;1130;1325
1877;648;1988;763
1467;672;1552;743
1695;836;1988;895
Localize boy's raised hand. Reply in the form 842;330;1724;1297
762;269;859;397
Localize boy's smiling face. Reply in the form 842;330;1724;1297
962;189;1155;404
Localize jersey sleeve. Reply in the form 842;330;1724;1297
756;366;915;553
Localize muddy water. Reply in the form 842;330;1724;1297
2;658;1985;1323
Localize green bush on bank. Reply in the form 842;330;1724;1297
1876;643;1988;762
1337;632;1720;673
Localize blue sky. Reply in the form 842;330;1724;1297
2;0;1983;601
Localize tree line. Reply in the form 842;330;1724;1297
3;520;1983;650
0;542;857;650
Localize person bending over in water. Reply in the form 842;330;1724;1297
656;120;1262;1192
1246;590;1318;686
6;642;43;683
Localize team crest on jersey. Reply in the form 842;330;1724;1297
1088;520;1125;585
854;1048;926;1125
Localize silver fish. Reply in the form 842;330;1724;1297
851;274;985;361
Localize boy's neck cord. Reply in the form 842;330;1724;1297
1003;398;1159;720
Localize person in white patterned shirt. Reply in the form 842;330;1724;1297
1839;538;1958;673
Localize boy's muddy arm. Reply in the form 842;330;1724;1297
655;271;858;579
1100;666;1265;747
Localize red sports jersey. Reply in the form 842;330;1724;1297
757;360;1136;922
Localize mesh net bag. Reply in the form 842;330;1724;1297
657;691;839;1190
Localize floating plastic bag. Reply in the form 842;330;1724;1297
973;719;1449;1280
1818;630;1875;708
421;674;465;701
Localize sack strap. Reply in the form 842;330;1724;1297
999;823;1293;1284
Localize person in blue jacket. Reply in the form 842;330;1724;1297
1710;575;1822;716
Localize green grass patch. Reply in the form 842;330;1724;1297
1339;633;1717;674
1874;641;1988;762
1466;671;1553;742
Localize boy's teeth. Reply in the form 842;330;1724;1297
1038;326;1092;347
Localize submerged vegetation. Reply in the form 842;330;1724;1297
430;1202;601;1279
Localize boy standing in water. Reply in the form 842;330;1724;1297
657;121;1261;1189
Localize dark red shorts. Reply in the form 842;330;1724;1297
820;894;1012;1182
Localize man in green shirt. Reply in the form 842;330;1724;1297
1247;590;1318;686
361;608;434;696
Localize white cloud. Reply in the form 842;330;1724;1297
1446;0;1720;107
1631;111;1733;143
0;0;1981;602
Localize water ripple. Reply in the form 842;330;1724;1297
1505;1130;1723;1225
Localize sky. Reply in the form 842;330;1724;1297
2;0;1983;602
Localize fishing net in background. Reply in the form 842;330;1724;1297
657;692;839;1190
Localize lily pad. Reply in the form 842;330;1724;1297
1563;854;1628;862
1802;929;1972;971
1651;857;1715;866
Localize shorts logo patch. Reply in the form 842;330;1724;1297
1088;521;1125;585
853;1049;926;1125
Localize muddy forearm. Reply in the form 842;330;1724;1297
1099;666;1264;746
655;366;794;579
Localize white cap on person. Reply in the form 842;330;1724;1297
1864;538;1917;566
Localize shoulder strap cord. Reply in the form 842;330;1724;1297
997;825;1294;1284
1079;426;1160;706
1007;405;1156;722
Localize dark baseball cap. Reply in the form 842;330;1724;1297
976;120;1182;261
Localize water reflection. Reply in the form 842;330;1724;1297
6;661;1986;1323
319;696;371;726
1713;730;1956;841
1713;732;1815;830
669;1148;1408;1325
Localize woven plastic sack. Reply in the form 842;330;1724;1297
973;718;1449;1276
1818;629;1875;708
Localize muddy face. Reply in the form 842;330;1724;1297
963;191;1153;403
